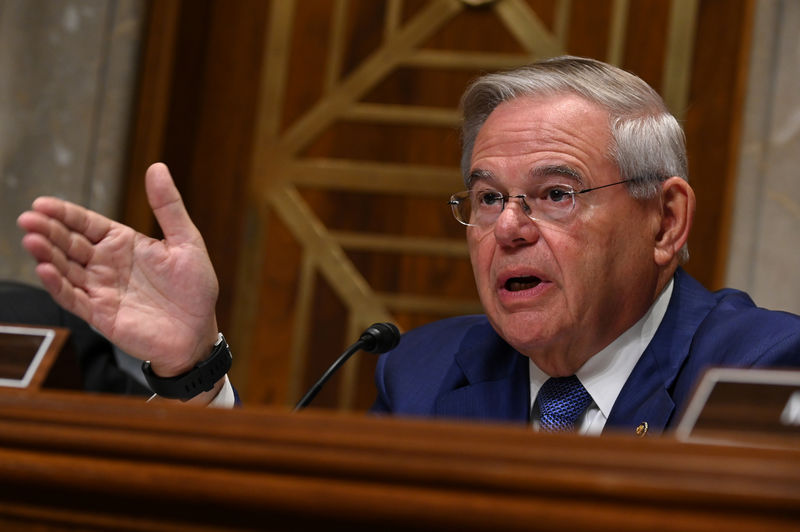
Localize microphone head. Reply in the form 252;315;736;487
359;322;401;354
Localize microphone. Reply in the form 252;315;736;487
294;322;400;411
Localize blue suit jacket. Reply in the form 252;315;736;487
371;269;800;434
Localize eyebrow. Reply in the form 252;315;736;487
466;165;584;189
466;169;494;189
529;165;583;184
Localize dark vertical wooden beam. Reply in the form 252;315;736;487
121;0;181;235
122;0;269;339
684;0;755;289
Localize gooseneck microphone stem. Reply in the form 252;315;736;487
294;340;363;411
294;322;400;412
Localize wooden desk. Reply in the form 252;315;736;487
0;390;797;531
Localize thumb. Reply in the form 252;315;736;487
145;162;202;246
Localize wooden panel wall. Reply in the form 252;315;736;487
123;0;753;409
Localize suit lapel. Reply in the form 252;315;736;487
430;269;718;431
434;323;530;422
606;269;717;434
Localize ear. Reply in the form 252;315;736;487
654;177;695;266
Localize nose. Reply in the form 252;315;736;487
493;197;539;247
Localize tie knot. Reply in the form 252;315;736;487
536;376;592;432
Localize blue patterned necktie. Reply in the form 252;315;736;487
536;376;592;432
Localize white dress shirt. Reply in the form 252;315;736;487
529;279;674;435
208;375;236;408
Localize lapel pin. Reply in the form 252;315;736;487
635;422;648;437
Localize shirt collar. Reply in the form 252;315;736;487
529;278;674;417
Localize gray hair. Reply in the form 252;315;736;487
460;56;689;261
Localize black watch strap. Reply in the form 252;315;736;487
142;333;232;401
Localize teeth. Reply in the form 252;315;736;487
506;276;541;291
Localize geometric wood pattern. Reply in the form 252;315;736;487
124;0;753;411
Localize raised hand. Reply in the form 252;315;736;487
17;163;220;380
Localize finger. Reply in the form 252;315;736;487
21;232;89;291
17;210;94;267
28;196;113;245
145;162;203;247
34;262;92;323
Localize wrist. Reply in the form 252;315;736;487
148;324;221;377
142;333;232;401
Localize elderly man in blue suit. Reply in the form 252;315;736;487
372;57;800;434
17;57;800;433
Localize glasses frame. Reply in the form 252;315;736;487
448;178;634;227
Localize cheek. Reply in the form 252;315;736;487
559;213;645;295
540;222;590;276
542;225;611;312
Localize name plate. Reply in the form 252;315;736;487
0;325;58;389
675;367;800;448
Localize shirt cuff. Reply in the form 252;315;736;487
207;374;235;408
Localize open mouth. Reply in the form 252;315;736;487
505;276;542;292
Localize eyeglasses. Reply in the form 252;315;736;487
448;179;633;228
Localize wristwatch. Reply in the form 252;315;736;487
142;333;232;401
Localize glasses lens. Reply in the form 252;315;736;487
449;192;471;225
449;184;577;227
470;189;506;226
529;183;576;220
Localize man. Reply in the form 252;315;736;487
371;57;800;434
17;57;800;430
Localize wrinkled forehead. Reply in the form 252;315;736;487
480;92;612;137
467;94;616;185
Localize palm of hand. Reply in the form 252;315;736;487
85;222;219;374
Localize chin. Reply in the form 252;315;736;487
488;313;558;355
